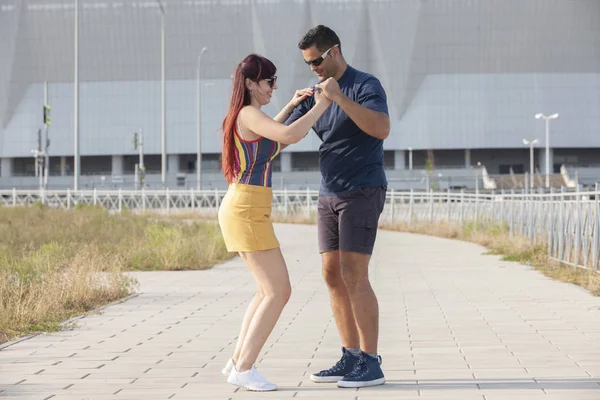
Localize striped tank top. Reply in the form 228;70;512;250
233;121;281;187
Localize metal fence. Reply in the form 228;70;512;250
1;187;598;272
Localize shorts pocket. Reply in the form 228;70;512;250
353;216;377;247
353;216;376;229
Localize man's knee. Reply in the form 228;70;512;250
340;252;370;291
321;252;344;288
340;267;362;290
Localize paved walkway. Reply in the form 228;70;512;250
2;224;600;400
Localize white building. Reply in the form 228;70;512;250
1;0;599;190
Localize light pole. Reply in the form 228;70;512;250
408;146;413;170
43;81;50;190
535;113;559;188
132;129;145;190
73;0;80;191
196;47;207;190
522;138;539;189
157;0;166;187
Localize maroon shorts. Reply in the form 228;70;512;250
317;186;387;255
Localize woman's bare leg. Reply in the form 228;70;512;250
231;276;264;364
235;248;291;372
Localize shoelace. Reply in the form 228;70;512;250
346;356;369;379
324;353;349;373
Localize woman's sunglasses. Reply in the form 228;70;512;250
264;76;277;88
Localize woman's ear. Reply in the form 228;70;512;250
245;78;254;91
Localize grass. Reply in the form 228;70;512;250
0;204;233;344
378;219;600;296
271;212;318;225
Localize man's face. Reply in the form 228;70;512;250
301;44;338;81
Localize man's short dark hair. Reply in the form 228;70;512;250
298;25;342;53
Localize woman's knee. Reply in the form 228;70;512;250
264;280;291;304
255;286;265;300
280;281;292;303
245;248;290;298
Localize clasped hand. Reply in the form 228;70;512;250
289;82;334;108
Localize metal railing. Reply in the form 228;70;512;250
1;187;598;272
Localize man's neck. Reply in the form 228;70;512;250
333;61;348;81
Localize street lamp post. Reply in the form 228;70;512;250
73;0;80;191
157;0;166;187
535;113;559;188
196;47;207;190
522;138;539;189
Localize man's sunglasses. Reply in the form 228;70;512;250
264;76;277;88
304;44;339;67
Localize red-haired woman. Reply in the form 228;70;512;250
218;54;331;391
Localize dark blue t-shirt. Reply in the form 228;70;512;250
285;66;389;196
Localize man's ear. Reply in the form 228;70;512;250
332;45;342;58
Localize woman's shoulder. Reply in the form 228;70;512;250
239;105;262;118
236;106;263;141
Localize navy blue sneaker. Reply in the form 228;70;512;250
310;347;360;383
337;351;385;388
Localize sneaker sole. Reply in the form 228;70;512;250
310;374;344;383
227;381;277;392
337;377;386;388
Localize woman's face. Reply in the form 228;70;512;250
248;76;278;106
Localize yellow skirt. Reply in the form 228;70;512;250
217;183;279;252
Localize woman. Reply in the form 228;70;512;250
217;54;331;391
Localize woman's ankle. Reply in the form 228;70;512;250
235;360;253;372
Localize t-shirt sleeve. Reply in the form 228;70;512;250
357;77;389;115
284;97;311;126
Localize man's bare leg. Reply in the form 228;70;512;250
339;250;378;355
321;250;360;349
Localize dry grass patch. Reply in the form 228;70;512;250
0;244;132;343
380;219;600;296
271;212;317;225
0;204;233;343
534;263;600;297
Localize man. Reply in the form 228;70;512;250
283;25;390;388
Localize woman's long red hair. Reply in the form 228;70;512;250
221;54;276;184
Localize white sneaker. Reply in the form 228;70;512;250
221;358;234;377
227;365;277;391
